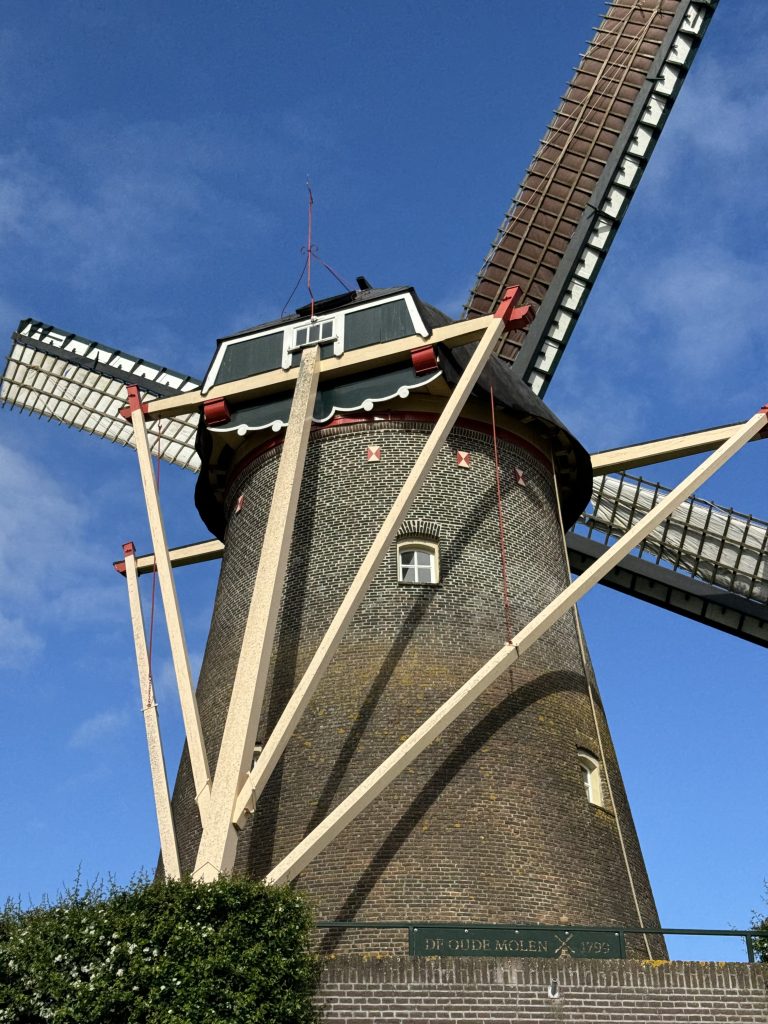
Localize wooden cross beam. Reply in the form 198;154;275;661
141;317;494;422
113;418;768;573
125;386;212;819
591;420;768;475
193;345;321;882
121;542;181;879
263;405;768;885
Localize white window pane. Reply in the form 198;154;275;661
398;544;437;584
581;765;591;800
400;551;416;582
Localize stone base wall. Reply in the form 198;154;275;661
315;956;768;1023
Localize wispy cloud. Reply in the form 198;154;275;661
68;708;130;749
0;441;124;666
0;111;327;281
0;611;42;667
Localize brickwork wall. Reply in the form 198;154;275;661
171;416;661;954
315;956;768;1023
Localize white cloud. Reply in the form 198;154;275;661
0;111;328;299
0;441;123;666
69;708;130;749
0;611;42;667
0;442;96;597
640;247;767;378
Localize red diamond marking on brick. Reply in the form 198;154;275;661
514;467;527;486
366;446;382;462
456;451;471;468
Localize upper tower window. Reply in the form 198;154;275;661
577;749;604;807
397;540;439;585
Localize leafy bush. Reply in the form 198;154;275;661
0;875;318;1023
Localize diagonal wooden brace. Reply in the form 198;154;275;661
263;405;768;884
231;297;520;831
126;385;212;819
122;541;181;879
193;344;321;881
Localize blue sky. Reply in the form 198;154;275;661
0;1;766;961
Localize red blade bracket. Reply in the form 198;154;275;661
494;286;535;329
119;384;148;420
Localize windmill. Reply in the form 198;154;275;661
2;0;765;957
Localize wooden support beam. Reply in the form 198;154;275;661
193;345;321;881
143;316;495;422
591;420;767;475
126;386;212;818
114;538;225;577
231;312;511;830
264;406;768;884
122;542;181;879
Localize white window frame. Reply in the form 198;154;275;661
285;314;342;366
397;539;440;586
280;291;429;370
577;749;604;807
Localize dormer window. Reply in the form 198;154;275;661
294;318;336;348
283;316;343;367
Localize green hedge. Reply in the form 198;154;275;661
0;876;318;1023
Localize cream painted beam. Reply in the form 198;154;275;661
143;316;494;422
126;386;211;818
193;345;322;882
232;311;512;830
122;542;181;879
591;421;767;475
114;538;225;577
264;406;768;884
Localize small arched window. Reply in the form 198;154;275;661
397;539;439;585
577;749;603;807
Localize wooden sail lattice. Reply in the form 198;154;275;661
581;471;768;603
1;319;201;471
464;0;718;394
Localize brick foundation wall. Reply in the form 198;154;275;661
315;956;768;1022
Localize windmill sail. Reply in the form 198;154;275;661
581;472;768;603
1;319;202;471
465;0;718;395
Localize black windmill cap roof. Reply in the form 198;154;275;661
216;281;451;344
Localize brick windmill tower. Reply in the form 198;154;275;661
3;0;766;961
